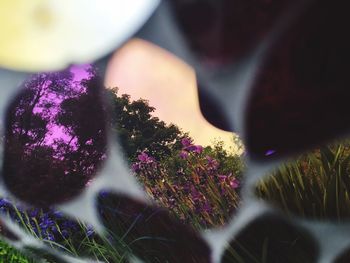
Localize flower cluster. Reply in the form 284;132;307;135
131;138;241;228
131;152;157;173
0;198;94;243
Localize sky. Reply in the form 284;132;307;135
105;39;238;152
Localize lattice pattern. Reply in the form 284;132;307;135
0;1;349;262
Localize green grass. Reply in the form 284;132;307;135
1;140;349;262
256;140;350;220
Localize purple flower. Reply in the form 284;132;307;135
52;210;63;219
0;198;12;208
193;145;203;154
138;152;150;162
86;225;95;238
230;178;240;189
137;152;155;163
201;201;212;213
181;138;192;147
186;145;203;154
206;156;219;170
179;151;189;159
131;163;141;172
45;233;55;241
39;215;54;231
29;208;40;218
190;186;201;201
218;175;227;182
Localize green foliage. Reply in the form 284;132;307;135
107;87;185;162
0;240;35;263
256;140;350;220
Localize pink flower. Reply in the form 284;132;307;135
137;152;149;162
229;178;240;189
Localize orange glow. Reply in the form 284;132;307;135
105;39;237;151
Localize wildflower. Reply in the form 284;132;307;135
181;138;192;147
206;156;219;170
0;198;12;208
193;145;203;154
186;145;203;154
137;152;155;163
86;225;95;238
201;201;212;213
179;151;189;159
229;178;240;189
131;163;141;173
46;233;55;241
190;186;201;201
28;208;39;218
138;152;150;162
52;210;63;219
218;175;227;182
39;215;55;231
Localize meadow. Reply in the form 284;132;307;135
0;138;348;262
0;71;349;262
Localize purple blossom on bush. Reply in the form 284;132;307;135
218;175;227;182
185;145;203;154
190;186;201;201
201;201;212;213
181;138;192;147
206;156;219;170
131;163;141;172
229;178;240;189
138;152;154;163
179;151;189;159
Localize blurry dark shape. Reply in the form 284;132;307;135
198;85;232;132
97;191;211;263
171;0;293;65
335;249;350;263
222;214;318;263
3;66;108;207
246;1;350;160
0;219;19;241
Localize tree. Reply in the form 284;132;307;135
107;87;186;161
3;68;107;206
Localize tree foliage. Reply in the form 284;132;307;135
107;87;186;161
3;69;107;206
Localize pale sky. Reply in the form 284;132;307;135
105;39;238;152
